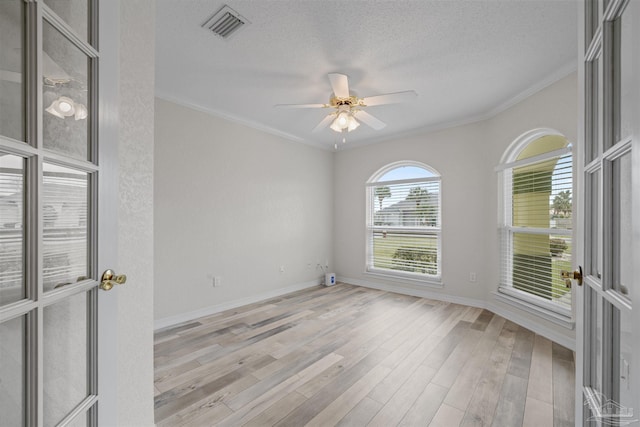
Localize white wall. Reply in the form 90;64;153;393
334;72;578;346
154;99;333;323
116;0;155;424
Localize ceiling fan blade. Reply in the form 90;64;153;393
328;73;350;99
275;103;327;109
354;110;386;130
312;114;336;132
361;90;417;107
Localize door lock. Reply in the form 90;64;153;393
561;266;583;287
100;269;127;291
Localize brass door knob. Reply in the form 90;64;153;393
560;266;583;287
100;269;127;291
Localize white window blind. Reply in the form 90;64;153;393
500;152;573;312
367;165;441;281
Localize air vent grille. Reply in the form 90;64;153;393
202;5;250;40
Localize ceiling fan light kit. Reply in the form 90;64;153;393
329;106;360;133
276;73;416;142
45;96;88;120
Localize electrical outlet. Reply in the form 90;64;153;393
280;266;285;273
469;272;477;283
213;276;221;287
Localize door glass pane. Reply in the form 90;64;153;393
44;291;88;426
612;151;632;300
0;315;26;426
616;0;637;142
0;0;24;141
0;153;25;306
617;308;634;417
586;58;599;164
587;170;601;280
43;163;89;292
585;287;603;395
43;0;90;44
595;293;603;392
42;20;90;160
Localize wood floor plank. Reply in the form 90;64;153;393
552;343;575;427
429;403;465;427
225;348;344;411
154;321;203;343
162;374;259;427
523;396;553;427
430;327;484;389
470;309;494;331
153;284;575;427
506;326;535;380
336;396;382;427
273;347;392;427
305;363;392;427
399;382;449;426
459;320;517;426
443;315;506;412
367;305;459;404
175;401;233;427
241;391;307;427
296;299;441;399
526;334;553;404
154;354;275;421
367;364;437;426
216;352;344;427
155;349;272;393
491;373;528;427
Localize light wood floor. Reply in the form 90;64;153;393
154;284;575;426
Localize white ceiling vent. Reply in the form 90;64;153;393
202;5;250;40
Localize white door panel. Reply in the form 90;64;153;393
578;0;639;425
0;1;119;425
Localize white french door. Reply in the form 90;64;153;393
578;0;639;425
0;0;118;425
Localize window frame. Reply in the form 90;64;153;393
496;129;575;322
365;161;442;286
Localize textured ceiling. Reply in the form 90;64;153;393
155;1;577;149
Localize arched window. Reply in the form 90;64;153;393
497;129;573;316
366;161;441;283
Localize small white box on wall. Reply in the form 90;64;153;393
325;273;336;286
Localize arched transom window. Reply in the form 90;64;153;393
366;161;441;283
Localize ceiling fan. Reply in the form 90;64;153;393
276;73;417;134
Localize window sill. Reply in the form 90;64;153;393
365;269;443;288
493;287;574;329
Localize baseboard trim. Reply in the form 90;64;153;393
338;276;575;351
486;300;575;350
154;279;321;331
338;276;484;309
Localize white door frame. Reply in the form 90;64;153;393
97;0;119;425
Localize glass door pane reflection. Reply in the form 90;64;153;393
0;153;25;305
42;20;90;160
613;151;632;300
0;315;26;427
617;0;637;142
42;162;89;292
43;291;88;427
617;308;634;416
0;0;25;142
42;0;90;44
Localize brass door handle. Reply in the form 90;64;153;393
100;269;127;291
561;266;583;287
